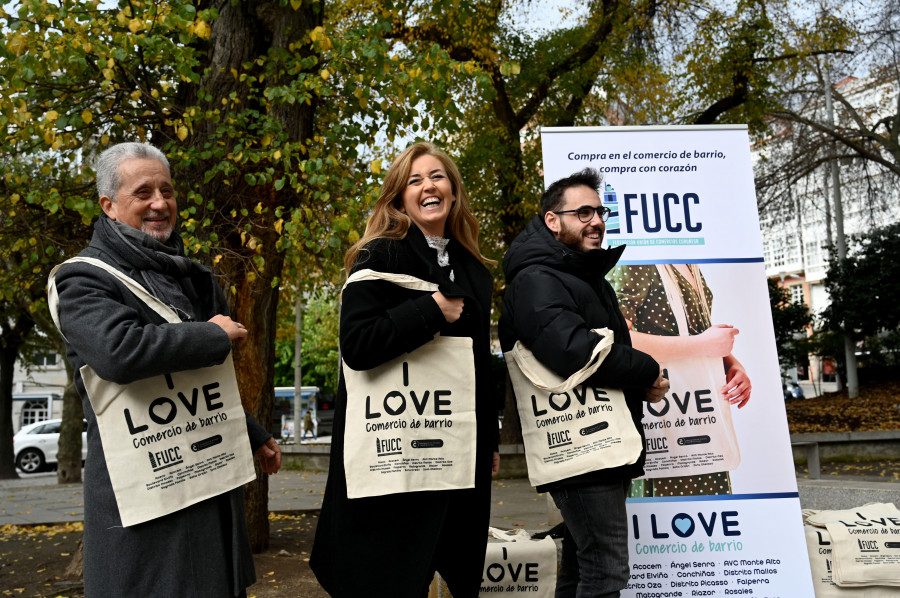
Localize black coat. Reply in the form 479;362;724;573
52;224;270;597
311;224;497;598
499;215;659;492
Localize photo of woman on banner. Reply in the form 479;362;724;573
609;263;751;496
310;141;500;598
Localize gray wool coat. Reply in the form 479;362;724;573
53;226;270;597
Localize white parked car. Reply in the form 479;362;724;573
13;419;88;474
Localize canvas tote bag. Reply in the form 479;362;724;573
480;527;558;597
505;327;643;487
806;504;900;589
637;264;741;479
803;523;900;597
47;257;256;527
340;269;477;499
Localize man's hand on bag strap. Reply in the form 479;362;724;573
645;368;669;403
210;314;248;342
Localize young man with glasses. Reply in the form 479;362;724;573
499;168;667;597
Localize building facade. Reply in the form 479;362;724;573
756;73;900;387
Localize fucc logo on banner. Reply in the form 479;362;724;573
603;182;704;236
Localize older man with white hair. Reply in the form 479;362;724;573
51;142;280;597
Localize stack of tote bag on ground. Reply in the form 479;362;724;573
478;528;558;597
804;503;900;597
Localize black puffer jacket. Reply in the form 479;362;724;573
499;215;660;492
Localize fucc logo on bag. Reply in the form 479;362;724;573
546;430;571;449
148;447;183;472
375;437;402;457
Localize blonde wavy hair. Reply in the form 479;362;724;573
343;141;493;273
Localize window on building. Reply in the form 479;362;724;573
767;238;786;268
790;285;805;305
20;399;49;426
33;353;58;367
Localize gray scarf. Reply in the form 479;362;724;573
96;215;211;321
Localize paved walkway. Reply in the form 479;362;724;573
1;469;897;529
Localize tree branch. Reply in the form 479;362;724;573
516;0;622;128
770;108;900;176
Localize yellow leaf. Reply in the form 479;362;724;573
213;254;222;265
151;89;160;99
193;20;211;39
128;19;142;34
130;90;142;101
291;0;302;10
82;109;93;124
261;134;272;147
10;194;19;204
176;126;188;141
103;68;115;81
44;110;59;123
273;150;282;160
370;159;382;174
320;68;330;80
274;218;284;235
8;35;27;56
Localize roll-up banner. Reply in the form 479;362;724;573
540;125;815;597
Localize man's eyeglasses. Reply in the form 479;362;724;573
554;205;611;223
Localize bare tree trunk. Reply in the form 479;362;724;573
65;538;84;580
293;294;303;444
57;342;85;484
229;246;284;552
0;314;35;479
499;371;523;445
824;72;859;398
187;0;320;551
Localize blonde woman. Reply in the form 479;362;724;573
311;142;499;597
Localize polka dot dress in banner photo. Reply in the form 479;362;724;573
611;264;733;498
